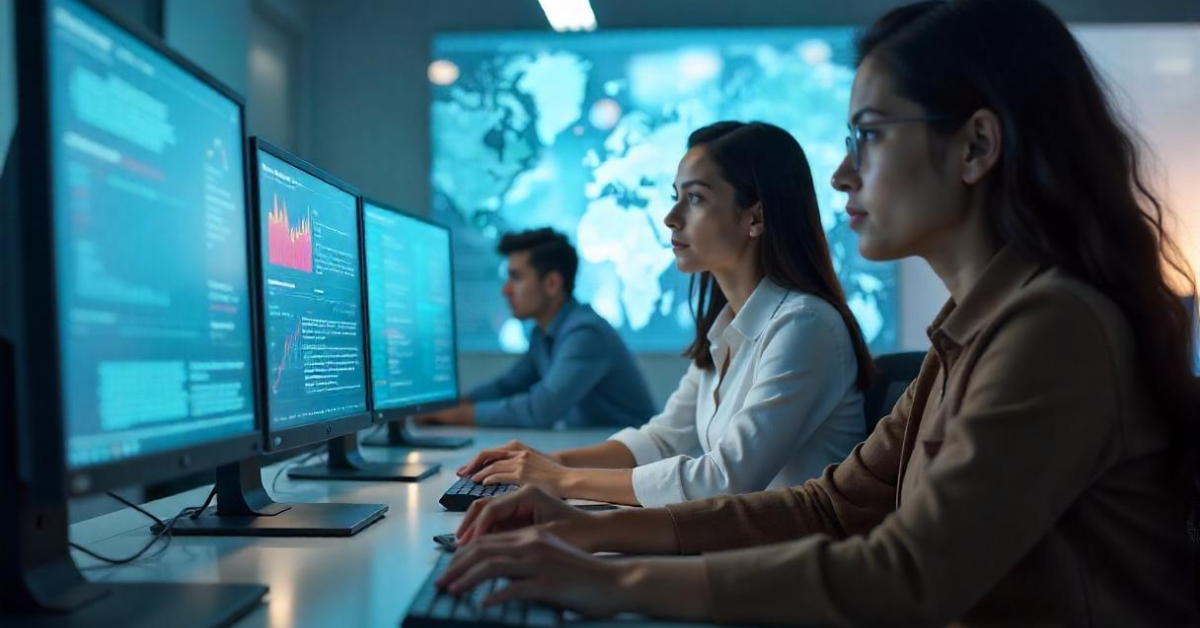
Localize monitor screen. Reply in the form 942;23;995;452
48;0;256;469
256;149;367;431
364;203;459;411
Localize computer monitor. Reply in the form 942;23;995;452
167;141;424;537
251;140;436;482
4;0;266;622
254;139;371;450
360;200;471;450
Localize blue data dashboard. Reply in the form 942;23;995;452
364;203;459;410
49;0;256;468
257;151;367;431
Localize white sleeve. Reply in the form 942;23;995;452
629;310;854;507
608;363;702;467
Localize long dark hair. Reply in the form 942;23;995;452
683;121;876;391
857;0;1197;430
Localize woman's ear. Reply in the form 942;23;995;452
961;108;1003;185
748;202;765;238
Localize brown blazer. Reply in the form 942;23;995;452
665;246;1195;627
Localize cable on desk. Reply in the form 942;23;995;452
104;489;165;526
270;449;326;495
70;491;210;567
188;485;217;519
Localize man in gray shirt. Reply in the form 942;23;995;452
416;228;655;429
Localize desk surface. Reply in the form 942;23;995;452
68;426;710;628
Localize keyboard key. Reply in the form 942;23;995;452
402;553;561;627
525;607;559;628
439;477;519;512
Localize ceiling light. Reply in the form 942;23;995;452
537;0;596;32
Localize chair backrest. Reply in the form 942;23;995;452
863;351;926;435
1189;475;1200;610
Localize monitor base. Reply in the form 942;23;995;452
288;435;440;482
361;421;472;450
158;457;387;537
5;581;266;628
166;501;386;537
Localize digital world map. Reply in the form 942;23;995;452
431;29;897;354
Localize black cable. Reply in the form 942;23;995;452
188;485;218;519
70;502;200;566
270;449;326;495
105;490;165;526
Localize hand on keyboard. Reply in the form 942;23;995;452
458;440;553;477
463;447;572;498
456;486;592;548
404;551;561;627
437;526;631;620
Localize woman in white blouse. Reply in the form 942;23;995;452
458;121;875;507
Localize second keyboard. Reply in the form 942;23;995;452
439;477;520;512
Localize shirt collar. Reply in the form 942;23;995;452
707;278;791;348
542;298;579;341
927;245;1046;349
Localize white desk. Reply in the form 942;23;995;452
67;426;714;628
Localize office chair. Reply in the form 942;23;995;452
863;351;926;435
1189;475;1200;610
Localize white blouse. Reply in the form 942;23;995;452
610;278;865;507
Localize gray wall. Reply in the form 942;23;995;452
165;0;311;154
165;0;250;95
302;1;434;212
89;0;160;31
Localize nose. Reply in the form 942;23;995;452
663;200;684;231
501;281;513;297
831;154;860;193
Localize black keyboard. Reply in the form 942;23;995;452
402;551;561;627
438;477;519;512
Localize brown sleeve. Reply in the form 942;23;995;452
695;290;1123;626
664;351;928;553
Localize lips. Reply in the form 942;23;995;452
671;238;689;249
846;206;867;228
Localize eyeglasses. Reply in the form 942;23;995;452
844;114;953;171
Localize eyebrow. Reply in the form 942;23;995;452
674;179;713;190
850;107;889;125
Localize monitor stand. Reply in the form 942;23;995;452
3;577;267;628
360;419;473;450
164;456;387;537
287;434;440;482
0;339;268;627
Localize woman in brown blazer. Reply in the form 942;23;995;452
437;0;1199;624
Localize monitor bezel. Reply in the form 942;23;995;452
15;0;263;498
360;197;463;422
249;137;373;452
